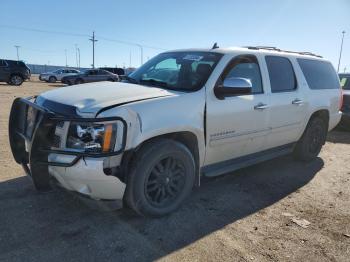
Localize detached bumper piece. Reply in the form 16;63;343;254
8;97;127;192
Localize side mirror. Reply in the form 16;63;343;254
214;77;252;99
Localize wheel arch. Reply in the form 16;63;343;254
120;131;201;187
309;109;329;129
298;109;330;142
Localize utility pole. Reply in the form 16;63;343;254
129;51;131;68
75;44;78;68
337;31;346;73
89;31;98;68
136;44;143;66
14;45;20;61
65;49;68;67
77;48;81;69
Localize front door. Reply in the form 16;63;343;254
0;60;10;82
205;54;270;166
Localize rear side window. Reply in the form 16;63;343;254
340;76;350;90
0;60;7;67
297;59;340;89
265;56;296;92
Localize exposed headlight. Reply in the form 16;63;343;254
65;121;120;153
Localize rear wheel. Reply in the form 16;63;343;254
294;117;328;162
9;75;24;86
48;76;57;83
125;139;195;217
75;78;84;85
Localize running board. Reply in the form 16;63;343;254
201;143;295;177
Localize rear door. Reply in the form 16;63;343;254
84;70;99;82
205;54;270;166
263;55;306;148
97;70;111;81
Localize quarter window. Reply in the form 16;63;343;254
340;76;350;90
298;58;340;90
0;60;8;67
265;56;296;92
221;55;263;94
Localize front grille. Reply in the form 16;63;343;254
25;107;38;138
56;121;65;128
52;135;61;148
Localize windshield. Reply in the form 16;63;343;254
340;75;350;90
128;51;223;91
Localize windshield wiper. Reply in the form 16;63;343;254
139;79;168;88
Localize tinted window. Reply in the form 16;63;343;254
340;76;350;90
99;70;110;75
266;56;296;92
222;55;263;94
0;60;7;67
298;59;339;90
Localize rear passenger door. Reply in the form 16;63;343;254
264;56;306;148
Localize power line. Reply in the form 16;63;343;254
0;24;167;51
0;24;168;66
0;24;89;38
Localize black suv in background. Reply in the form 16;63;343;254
0;59;31;85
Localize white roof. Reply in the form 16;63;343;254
166;46;325;61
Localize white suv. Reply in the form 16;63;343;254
9;46;342;217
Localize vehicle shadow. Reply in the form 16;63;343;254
0;155;323;262
327;129;350;144
47;84;66;88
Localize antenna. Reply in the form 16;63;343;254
212;42;219;49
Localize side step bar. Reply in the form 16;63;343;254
201;143;295;177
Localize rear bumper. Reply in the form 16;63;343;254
8;97;127;200
339;111;350;129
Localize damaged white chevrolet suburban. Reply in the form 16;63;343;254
9;46;342;217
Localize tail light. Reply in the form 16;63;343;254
339;89;344;111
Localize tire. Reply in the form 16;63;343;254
125;139;195;217
293;117;328;162
48;76;57;83
75;78;84;85
9;75;24;86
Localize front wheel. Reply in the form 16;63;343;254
294;117;328;162
125;139;195;217
48;76;57;83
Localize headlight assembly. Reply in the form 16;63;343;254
65;121;119;153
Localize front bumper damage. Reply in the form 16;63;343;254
9;97;127;201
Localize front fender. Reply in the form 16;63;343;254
97;90;206;165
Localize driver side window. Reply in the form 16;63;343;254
222;55;263;94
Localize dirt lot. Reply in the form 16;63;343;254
0;77;349;262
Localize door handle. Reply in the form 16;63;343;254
254;103;269;110
292;99;303;105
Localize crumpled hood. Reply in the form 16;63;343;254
36;81;175;115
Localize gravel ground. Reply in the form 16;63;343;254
0;77;349;262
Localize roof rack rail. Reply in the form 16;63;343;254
244;46;322;58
